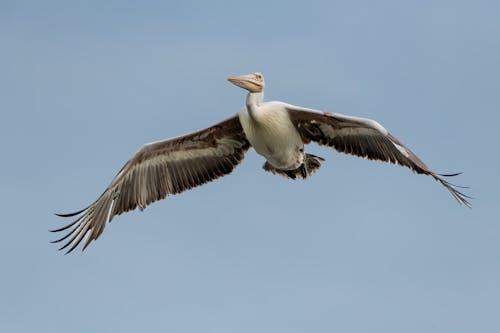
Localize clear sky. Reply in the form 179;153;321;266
2;0;499;332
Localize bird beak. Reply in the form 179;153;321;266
227;74;252;86
227;74;263;93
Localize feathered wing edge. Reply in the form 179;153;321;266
51;115;250;253
286;105;472;207
384;133;472;207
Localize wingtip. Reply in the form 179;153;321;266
54;210;84;218
434;173;473;208
439;172;463;177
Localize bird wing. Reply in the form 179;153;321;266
285;104;471;207
52;114;250;253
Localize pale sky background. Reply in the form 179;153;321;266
1;0;499;332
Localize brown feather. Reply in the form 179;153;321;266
53;115;250;253
287;106;471;207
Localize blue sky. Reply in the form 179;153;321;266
1;0;499;332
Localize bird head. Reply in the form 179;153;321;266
227;72;265;93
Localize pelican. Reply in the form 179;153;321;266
52;72;470;253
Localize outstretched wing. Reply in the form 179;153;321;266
286;104;471;207
52;114;250;253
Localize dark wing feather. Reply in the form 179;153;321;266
52;115;250;253
286;104;471;207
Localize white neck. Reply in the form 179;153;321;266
246;91;264;120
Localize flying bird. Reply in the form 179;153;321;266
52;72;470;253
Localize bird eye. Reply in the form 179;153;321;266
255;73;262;80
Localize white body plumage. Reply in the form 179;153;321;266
238;100;304;170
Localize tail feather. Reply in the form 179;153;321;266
263;154;324;179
